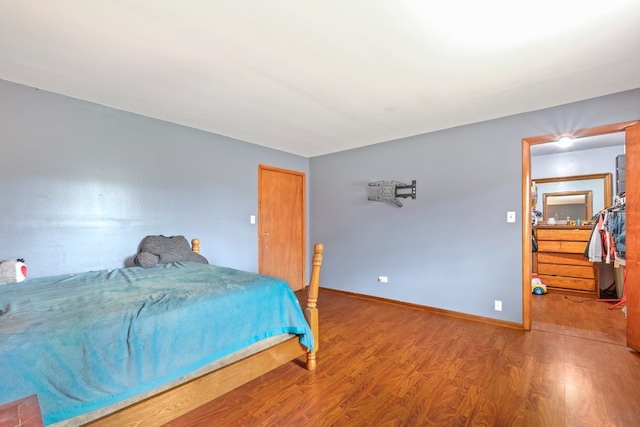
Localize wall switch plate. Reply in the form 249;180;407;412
495;300;502;311
507;211;516;223
378;276;388;284
250;215;256;224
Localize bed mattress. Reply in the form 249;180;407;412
0;262;313;425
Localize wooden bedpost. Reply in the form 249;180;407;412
191;238;200;254
305;243;323;370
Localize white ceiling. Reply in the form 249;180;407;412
1;1;640;157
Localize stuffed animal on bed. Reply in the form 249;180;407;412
134;235;208;268
0;258;27;285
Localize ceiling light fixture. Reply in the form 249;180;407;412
557;136;573;148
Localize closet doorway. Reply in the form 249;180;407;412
521;121;640;351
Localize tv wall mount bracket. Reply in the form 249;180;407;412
368;180;416;207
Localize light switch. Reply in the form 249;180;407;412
507;211;516;223
250;215;256;224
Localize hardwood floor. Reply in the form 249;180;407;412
167;289;640;427
531;289;626;346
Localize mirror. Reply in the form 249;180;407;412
543;190;592;222
532;173;612;224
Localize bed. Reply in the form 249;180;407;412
0;240;323;426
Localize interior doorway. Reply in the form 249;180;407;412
527;135;626;344
521;121;638;347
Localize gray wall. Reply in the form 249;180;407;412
0;79;309;278
309;88;640;323
3;76;639;324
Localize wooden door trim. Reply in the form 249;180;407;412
624;122;640;351
257;164;307;289
522;120;638;331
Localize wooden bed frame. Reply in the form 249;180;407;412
84;240;323;426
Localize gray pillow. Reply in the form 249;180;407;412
134;235;208;268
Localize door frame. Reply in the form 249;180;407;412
521;120;638;331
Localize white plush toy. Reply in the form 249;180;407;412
0;258;27;285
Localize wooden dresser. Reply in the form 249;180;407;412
534;225;598;293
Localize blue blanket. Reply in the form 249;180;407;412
0;262;313;425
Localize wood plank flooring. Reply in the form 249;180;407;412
531;289;626;345
167;289;640;426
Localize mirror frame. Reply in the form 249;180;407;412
532;173;613;222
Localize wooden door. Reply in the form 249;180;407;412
625;122;640;351
258;165;306;291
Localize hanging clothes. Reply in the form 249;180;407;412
587;217;603;262
586;203;626;263
612;210;626;260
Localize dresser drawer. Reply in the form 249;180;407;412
536;252;592;266
536;228;591;241
539;274;596;292
537;240;588;254
537;262;595;279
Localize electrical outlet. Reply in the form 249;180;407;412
378;276;388;284
494;300;502;311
